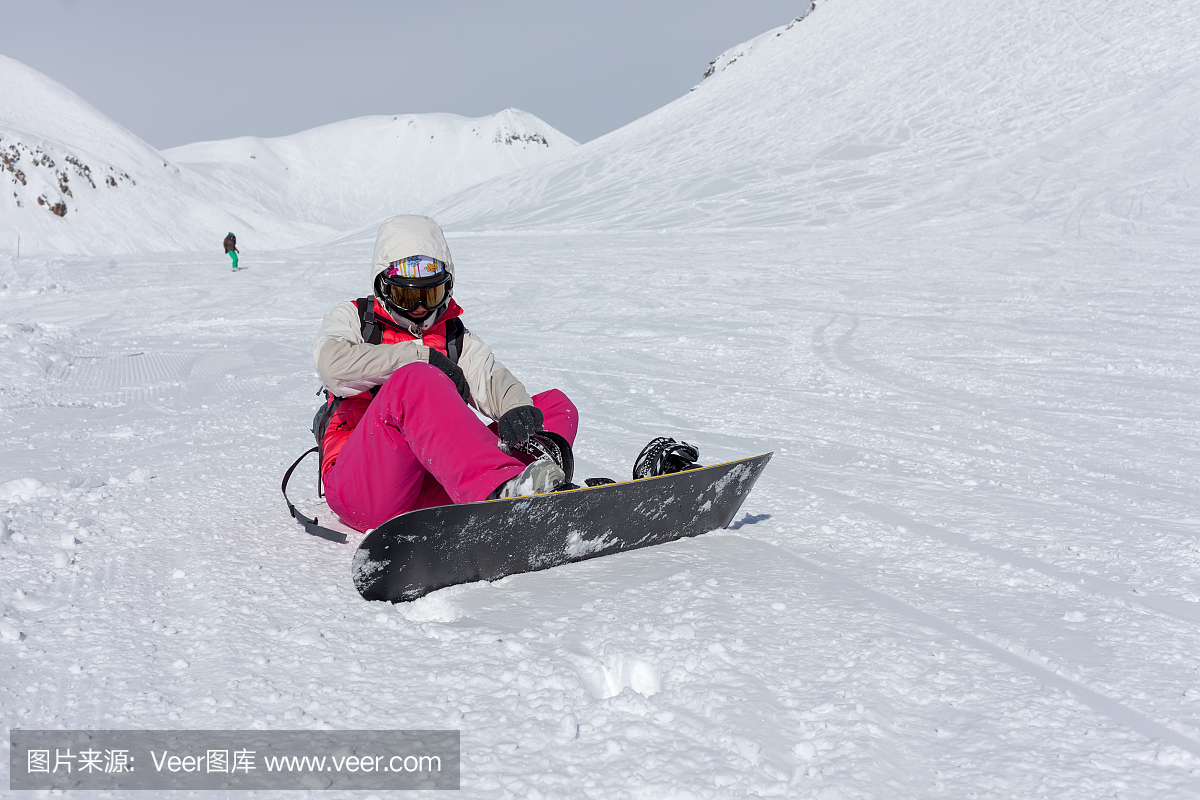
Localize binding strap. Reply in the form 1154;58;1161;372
281;447;348;543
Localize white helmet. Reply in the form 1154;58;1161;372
370;215;456;334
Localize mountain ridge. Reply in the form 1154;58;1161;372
0;54;576;255
163;108;577;233
429;0;1200;242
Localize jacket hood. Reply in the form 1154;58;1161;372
370;215;455;286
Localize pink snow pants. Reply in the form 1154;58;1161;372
324;362;578;532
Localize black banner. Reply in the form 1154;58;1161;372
9;730;459;791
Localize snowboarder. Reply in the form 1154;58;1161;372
313;215;578;532
223;232;239;271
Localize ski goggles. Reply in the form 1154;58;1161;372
379;257;452;311
381;278;450;311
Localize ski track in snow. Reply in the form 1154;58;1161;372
1;226;1199;798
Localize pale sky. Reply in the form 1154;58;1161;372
3;1;801;148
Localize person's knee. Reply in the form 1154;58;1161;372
533;389;578;443
536;388;575;413
376;361;451;400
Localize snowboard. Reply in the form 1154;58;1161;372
352;452;771;602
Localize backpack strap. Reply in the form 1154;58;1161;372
358;296;462;360
281;447;348;544
355;297;382;345
445;317;465;365
311;388;344;498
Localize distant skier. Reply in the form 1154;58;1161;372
312;215;577;532
223;232;239;271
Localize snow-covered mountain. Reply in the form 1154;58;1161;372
164;110;577;234
0;55;576;255
8;0;1196;253
0;55;338;255
432;0;1200;241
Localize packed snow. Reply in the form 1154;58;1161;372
3;0;1200;797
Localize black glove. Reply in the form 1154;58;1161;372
427;350;471;403
497;405;544;448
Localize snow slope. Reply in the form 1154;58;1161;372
3;0;1200;797
164;110;577;233
431;0;1200;240
3;228;1198;798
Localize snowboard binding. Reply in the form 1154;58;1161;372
508;432;620;492
633;437;700;480
508;430;575;486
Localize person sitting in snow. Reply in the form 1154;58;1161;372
312;214;577;532
223;232;239;271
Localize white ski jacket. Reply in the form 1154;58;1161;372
313;300;532;421
312;215;534;422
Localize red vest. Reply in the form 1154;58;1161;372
320;298;463;476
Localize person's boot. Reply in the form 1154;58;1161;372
508;431;574;484
490;458;566;500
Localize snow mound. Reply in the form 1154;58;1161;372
0;321;75;418
0;477;55;504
